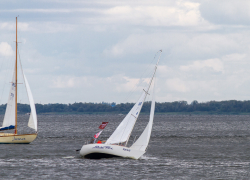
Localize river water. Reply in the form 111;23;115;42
0;114;250;179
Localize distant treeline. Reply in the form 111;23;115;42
1;100;250;114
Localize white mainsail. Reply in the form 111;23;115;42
24;74;37;131
130;77;156;151
105;91;147;145
1;69;16;130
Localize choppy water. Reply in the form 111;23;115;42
0;114;250;179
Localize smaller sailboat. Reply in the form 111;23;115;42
0;17;38;143
80;50;162;159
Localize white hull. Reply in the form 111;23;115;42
0;133;37;144
80;144;145;159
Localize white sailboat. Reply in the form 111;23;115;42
0;17;38;143
80;50;162;159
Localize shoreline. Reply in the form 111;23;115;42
23;111;250;115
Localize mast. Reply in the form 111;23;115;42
124;50;162;146
15;17;17;134
145;50;162;94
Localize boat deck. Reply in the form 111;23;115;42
0;133;15;136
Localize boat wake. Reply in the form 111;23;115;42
139;155;158;160
62;156;75;159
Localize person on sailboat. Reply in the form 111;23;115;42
90;138;95;144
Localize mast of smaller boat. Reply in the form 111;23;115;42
15;17;17;134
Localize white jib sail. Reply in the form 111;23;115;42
24;74;37;131
105;91;147;145
130;77;156;151
2;69;16;128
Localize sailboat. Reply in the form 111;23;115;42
0;17;38;143
80;50;162;159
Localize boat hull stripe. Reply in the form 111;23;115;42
0;125;15;131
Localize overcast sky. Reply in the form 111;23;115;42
0;0;250;104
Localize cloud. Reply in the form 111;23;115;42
0;42;14;56
115;76;151;93
0;20;76;33
103;32;240;59
221;53;246;62
180;58;224;72
1;1;208;28
85;1;217;30
200;0;250;25
0;22;30;31
102;3;204;27
51;76;88;88
166;78;189;92
114;76;140;92
2;0;250;104
103;33;185;57
1;9;72;13
48;74;152;103
171;33;241;60
30;22;76;33
50;74;143;91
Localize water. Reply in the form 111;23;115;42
0;114;250;179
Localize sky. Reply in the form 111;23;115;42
0;0;250;104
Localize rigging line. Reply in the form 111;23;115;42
18;46;27;105
121;67;153;103
121;50;162;103
124;51;161;145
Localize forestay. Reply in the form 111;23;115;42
105;91;147;145
1;69;16;130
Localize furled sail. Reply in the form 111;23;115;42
0;69;16;130
130;77;156;151
24;74;37;131
105;91;147;145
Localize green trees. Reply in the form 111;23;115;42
1;100;250;114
